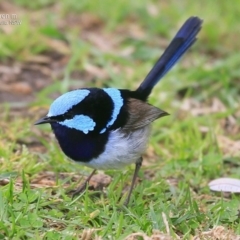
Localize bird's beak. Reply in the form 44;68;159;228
34;116;56;125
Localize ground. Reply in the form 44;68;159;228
0;1;240;239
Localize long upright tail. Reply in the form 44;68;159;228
136;16;203;100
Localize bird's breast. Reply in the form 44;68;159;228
79;126;151;170
51;122;151;169
50;122;109;162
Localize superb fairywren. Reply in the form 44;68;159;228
35;17;202;205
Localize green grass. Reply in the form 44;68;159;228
0;0;240;239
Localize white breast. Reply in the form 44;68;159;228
78;126;151;170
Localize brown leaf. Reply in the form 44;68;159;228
44;38;70;55
89;173;112;190
85;63;108;79
180;97;226;116
59;13;103;31
22;63;52;76
0;64;21;75
84;32;118;52
217;135;240;157
193;226;240;240
125;230;174;240
147;4;160;17
25;55;52;64
10;82;33;94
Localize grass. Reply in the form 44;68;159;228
0;0;240;239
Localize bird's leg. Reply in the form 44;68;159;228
124;157;143;206
72;169;97;198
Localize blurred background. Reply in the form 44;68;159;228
0;0;240;237
1;0;239;165
1;0;240;107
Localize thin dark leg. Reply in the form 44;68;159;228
72;169;97;198
124;157;143;206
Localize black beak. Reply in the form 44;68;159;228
34;116;56;125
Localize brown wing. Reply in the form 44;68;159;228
123;98;169;130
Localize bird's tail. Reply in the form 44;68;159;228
136;16;203;100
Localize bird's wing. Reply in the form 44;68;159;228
122;98;169;130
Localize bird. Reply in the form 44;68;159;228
35;16;203;206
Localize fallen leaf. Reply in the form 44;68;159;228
89;173;112;190
25;55;52;64
217;135;240;157
193;226;240;240
84;32;118;52
11;82;33;94
44;38;70;55
125;230;173;240
180;97;226;116
85;63;108;79
209;178;240;193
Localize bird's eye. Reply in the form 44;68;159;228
50;113;74;122
65;112;75;119
50;115;65;122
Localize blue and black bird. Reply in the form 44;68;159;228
35;17;202;205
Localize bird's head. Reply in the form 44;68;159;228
35;88;126;135
35;89;98;134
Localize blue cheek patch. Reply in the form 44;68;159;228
48;89;90;117
101;88;123;133
59;115;96;134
